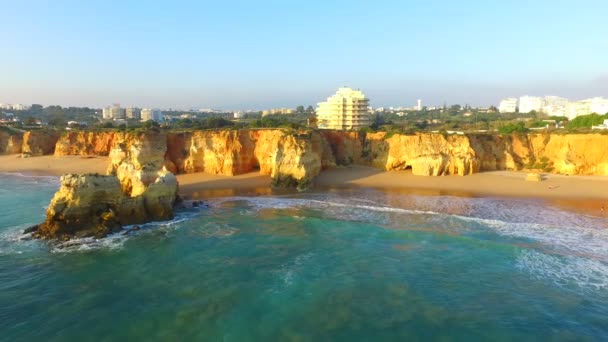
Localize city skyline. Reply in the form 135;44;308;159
2;0;607;109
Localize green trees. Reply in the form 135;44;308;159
567;113;608;129
498;121;528;134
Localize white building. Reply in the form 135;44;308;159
141;108;163;122
102;104;125;120
316;87;371;130
416;99;422;111
567;101;590;120
518;96;543;113
125;107;141;120
102;107;112;120
542;96;568;117
567;97;608;119
498;98;518;113
590;97;608;115
233;111;245;119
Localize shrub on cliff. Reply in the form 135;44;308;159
567;113;608;129
498;122;528;134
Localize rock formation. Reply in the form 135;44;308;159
33;130;178;240
0;130;23;155
33;172;178;240
22;130;61;156
166;129;334;190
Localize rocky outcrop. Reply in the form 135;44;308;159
33;172;178;240
34;130;178;240
22;130;61;156
0;130;23;155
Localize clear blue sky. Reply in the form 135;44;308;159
2;0;607;109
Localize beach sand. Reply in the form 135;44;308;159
0;155;108;176
1;155;607;214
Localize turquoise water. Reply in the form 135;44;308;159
1;173;608;341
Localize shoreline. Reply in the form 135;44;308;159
1;155;607;216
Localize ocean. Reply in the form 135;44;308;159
1;172;607;341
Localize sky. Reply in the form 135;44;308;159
1;0;607;109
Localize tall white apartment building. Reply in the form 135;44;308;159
567;97;608;119
316;87;371;130
589;97;608;115
498;98;518;113
542;96;568;117
125;107;141;120
102;104;125;120
141;108;163;122
518;96;543;113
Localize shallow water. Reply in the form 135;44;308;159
1;173;608;341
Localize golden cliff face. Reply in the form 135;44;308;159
22;130;61;156
365;132;479;176
0;131;23;155
55;131;117;156
527;134;608;175
166;129;334;190
49;129;608;182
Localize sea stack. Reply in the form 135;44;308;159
33;172;178;239
32;130;179;240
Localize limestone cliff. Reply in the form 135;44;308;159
55;131;117;156
364;132;479;176
527;134;608;175
0;130;23;155
22;130;61;156
47;129;608;189
166;129;334;190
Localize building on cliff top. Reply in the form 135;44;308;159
261;108;294;116
316;87;371;130
498;98;518;113
141;108;163;122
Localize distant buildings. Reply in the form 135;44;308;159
103;104;163;122
141;108;163;122
567;97;608;120
0;103;29;111
125;107;141;120
416;99;422;111
102;104;125;120
316;87;371;130
499;96;608;119
261;108;294;116
518;96;543;113
498;98;518;113
542;96;568;117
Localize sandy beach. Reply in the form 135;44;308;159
0;155;108;176
1;154;607;214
